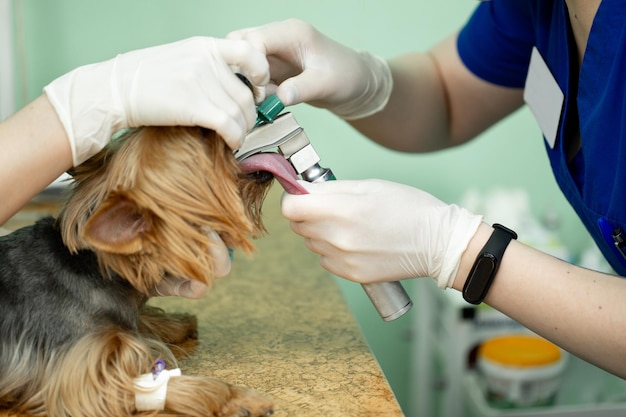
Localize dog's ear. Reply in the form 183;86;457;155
82;193;152;254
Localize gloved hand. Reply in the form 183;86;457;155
228;19;392;120
281;179;483;288
151;229;231;298
44;37;270;166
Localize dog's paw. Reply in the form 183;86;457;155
220;386;274;417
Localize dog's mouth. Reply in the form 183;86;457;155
239;153;308;195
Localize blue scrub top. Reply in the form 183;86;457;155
457;0;626;275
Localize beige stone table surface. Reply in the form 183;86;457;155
2;185;404;416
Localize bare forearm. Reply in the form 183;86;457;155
0;94;72;225
454;223;626;377
348;52;450;152
349;34;525;153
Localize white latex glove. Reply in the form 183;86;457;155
281;179;483;288
228;19;392;119
151;229;231;298
44;37;270;166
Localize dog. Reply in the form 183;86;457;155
0;125;278;416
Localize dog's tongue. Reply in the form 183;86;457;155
239;153;308;195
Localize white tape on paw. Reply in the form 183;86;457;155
134;368;181;411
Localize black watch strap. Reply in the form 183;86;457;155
462;223;517;305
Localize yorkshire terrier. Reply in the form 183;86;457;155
0;125;279;416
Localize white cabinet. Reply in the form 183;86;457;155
0;0;15;121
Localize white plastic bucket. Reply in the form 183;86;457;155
477;334;567;409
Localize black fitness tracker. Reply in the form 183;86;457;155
462;223;517;305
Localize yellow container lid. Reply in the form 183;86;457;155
478;335;561;367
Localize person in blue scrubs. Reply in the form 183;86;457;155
228;1;626;377
0;37;270;297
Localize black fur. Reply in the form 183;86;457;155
0;217;144;359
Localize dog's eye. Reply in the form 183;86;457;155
246;170;274;184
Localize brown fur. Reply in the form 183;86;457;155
62;126;266;294
0;126;274;416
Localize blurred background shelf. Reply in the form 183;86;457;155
413;280;626;417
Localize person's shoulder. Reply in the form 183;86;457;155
458;0;550;88
474;0;559;21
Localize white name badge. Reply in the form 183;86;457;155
523;47;564;149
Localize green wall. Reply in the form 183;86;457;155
11;1;593;415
